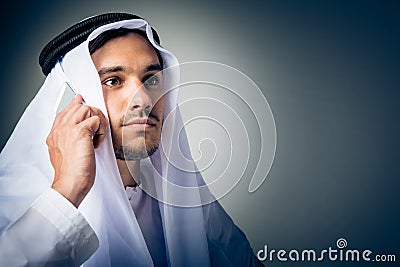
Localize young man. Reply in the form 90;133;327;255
0;13;262;266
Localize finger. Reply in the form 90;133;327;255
78;115;101;139
74;94;84;104
89;108;108;148
70;105;94;125
77;114;107;149
59;101;105;128
89;107;109;132
69;105;109;130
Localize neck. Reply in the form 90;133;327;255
116;159;140;188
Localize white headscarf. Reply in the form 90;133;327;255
0;18;255;266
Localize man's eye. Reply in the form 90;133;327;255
144;76;160;87
103;77;121;87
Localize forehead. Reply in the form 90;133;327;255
91;32;160;70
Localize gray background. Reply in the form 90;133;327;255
1;1;398;266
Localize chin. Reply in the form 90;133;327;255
116;136;160;160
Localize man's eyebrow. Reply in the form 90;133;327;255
98;66;127;76
97;64;162;76
145;64;162;73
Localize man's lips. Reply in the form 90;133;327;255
122;118;157;127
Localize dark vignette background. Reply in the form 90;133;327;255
0;1;399;266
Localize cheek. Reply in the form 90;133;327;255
152;99;165;121
103;94;125;127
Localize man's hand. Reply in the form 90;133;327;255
46;94;108;207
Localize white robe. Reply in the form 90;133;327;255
0;173;260;266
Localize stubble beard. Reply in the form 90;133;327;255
114;139;159;160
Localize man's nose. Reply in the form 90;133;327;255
128;80;152;112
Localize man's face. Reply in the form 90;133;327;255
91;32;164;160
